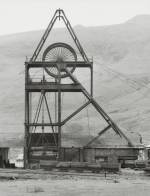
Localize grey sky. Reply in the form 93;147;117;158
0;0;150;35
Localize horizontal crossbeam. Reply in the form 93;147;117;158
25;83;83;92
25;123;60;127
25;61;93;68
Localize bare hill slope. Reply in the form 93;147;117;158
0;15;150;146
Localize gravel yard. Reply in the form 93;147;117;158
0;169;150;196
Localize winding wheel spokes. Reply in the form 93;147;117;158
42;42;77;78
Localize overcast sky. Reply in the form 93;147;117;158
0;0;150;35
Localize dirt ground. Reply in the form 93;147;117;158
0;169;150;196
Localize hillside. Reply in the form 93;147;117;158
0;15;150;146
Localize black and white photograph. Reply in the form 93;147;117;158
0;0;150;195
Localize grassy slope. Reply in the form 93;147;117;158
0;15;150;146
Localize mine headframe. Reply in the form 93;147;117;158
24;9;134;168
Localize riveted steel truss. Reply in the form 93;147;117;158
24;9;133;169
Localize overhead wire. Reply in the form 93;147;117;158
94;60;150;91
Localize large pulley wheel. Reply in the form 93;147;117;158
42;42;77;78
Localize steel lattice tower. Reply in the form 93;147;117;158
24;9;133;168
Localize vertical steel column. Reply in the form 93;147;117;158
91;62;93;96
58;76;61;160
55;78;58;132
24;65;30;168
